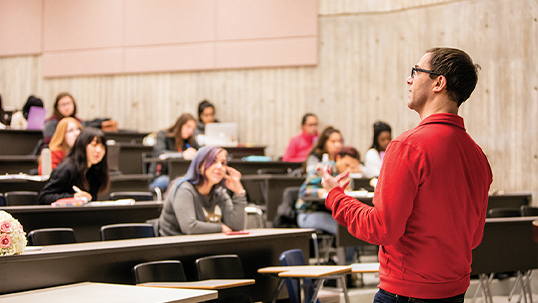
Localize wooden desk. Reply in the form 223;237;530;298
0;173;152;197
471;217;538;303
0;129;42;155
105;130;150;145
224;146;266;158
0;201;162;242
138;279;255;290
0;282;217;303
99;173;154;200
0;228;312;302
107;143;153;175
0;175;47;193
166;158;303;180
258;265;351;303
241;174;305;223
0;155;39;174
487;193;532;210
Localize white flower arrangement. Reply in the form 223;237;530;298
0;211;27;256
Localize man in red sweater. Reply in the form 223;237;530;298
319;48;492;302
282;113;319;162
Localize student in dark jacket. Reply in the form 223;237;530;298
38;127;109;204
149;113;199;192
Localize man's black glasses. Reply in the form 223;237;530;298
411;67;440;78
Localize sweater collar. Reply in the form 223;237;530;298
301;131;318;140
418;113;465;131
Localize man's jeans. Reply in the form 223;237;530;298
374;288;465;303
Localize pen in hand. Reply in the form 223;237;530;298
72;186;90;202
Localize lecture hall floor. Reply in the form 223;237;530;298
321;255;538;303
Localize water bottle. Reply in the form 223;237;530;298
41;148;52;176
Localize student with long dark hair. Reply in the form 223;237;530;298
149;113;199;192
304;126;343;174
362;121;392;178
158;146;246;236
38;127;109;204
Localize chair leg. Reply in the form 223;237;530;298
311;233;320;265
271;279;285;303
474;273;494;303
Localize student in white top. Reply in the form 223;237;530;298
362;121;392;178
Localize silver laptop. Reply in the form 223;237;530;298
204;123;238;147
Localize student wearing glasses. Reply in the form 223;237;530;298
158;146;246;236
282;113;319;162
43;93;83;146
362;121;392;178
319;48;492;302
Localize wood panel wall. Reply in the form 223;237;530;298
0;0;536;198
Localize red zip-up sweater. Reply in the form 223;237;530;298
326;113;492;298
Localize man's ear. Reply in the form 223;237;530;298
432;75;447;93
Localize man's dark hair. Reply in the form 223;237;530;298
301;113;317;125
426;47;481;106
338;146;361;162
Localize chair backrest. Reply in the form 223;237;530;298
487;207;522;218
195;254;245;280
279;249;319;303
109;191;154;202
0;193;5;206
133;260;187;284
272;186;300;228
195;254;252;303
27;228;77;246
520;205;538;217
99;223;155;241
4;191;39;206
244;205;266;229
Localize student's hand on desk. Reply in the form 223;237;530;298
182;147;197;160
74;191;92;201
317;165;350;192
221;224;232;233
224;166;244;194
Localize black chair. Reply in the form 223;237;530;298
27;228;77;246
99;223;155;241
195;254;252;303
132;260;187;284
520;205;538;217
109;191;154;202
487;207;522;218
4;191;38;206
0;193;5;206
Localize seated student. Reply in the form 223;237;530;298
10;95;44;130
38;117;83;175
304;126;343;174
282;113;319;162
37;127;109;205
296;146;361;263
149;113;199;192
43;92;83;145
193;100;218;144
362;121;392;178
158;146;247;236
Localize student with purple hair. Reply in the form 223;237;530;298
158;146;247;235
